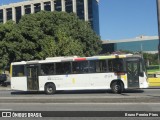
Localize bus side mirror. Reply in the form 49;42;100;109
139;72;144;77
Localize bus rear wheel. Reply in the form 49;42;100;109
45;83;56;95
111;82;123;94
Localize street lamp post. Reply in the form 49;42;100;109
141;44;144;59
157;0;160;70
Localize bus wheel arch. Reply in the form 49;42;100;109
44;82;56;95
110;80;124;94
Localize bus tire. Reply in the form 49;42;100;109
45;83;56;95
111;82;123;94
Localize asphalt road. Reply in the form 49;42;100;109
1;103;160;111
0;86;160;103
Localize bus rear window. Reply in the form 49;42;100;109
12;65;25;77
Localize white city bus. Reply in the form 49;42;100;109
10;54;148;94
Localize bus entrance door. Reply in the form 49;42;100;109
26;65;39;90
126;59;140;88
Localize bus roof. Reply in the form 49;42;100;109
11;54;140;65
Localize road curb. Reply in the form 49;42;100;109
0;86;10;90
146;87;160;89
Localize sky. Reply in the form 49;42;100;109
0;0;158;40
99;0;158;40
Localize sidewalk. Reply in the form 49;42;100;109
147;86;160;89
0;85;11;90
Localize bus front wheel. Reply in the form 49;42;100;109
111;82;123;94
45;83;56;95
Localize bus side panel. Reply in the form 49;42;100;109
89;73;112;89
139;72;148;88
11;77;27;91
65;74;90;89
38;73;128;91
38;74;90;91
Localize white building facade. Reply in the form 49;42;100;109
0;0;100;35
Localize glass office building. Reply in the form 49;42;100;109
102;36;159;54
0;0;100;35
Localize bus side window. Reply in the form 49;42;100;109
97;60;107;72
108;59;124;72
41;70;45;75
72;61;89;74
41;63;54;76
55;62;71;75
89;61;96;73
12;65;24;77
89;60;107;73
63;62;71;74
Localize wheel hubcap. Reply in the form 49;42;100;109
47;87;53;93
115;85;120;91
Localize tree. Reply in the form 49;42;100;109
0;21;24;69
143;53;158;65
17;11;101;58
0;11;102;69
